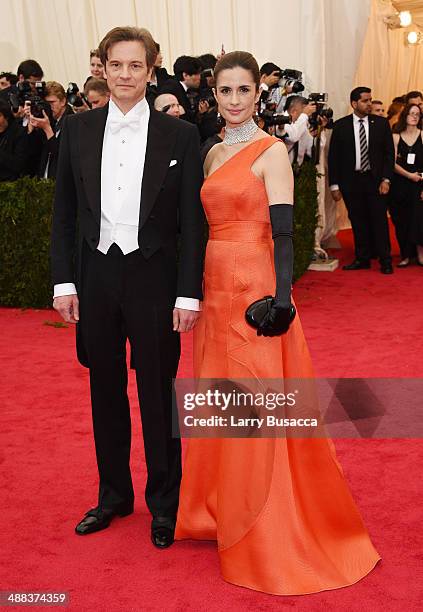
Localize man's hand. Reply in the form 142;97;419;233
173;308;201;333
303;102;317;117
29;110;54;138
198;100;209;115
260;71;280;88
379;180;390;195
331;189;343;202
72;97;90;113
53;294;79;324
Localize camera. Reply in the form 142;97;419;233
260;108;291;127
259;99;291;133
199;91;216;108
308;92;334;129
278;69;304;94
201;68;213;79
9;80;52;120
66;83;88;108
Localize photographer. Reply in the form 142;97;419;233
17;59;44;91
279;95;316;164
27;81;74;179
154;93;182;118
0;72;18;96
84;78;110;109
159;55;203;123
0;98;28;181
259;62;282;103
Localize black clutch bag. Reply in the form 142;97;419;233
245;296;296;330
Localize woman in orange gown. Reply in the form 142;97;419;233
175;51;380;596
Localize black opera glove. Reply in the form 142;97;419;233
257;203;296;337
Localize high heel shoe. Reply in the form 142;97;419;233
397;259;410;268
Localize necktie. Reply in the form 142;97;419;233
359;119;370;171
109;116;140;134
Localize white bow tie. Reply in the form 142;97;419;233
109;116;140;133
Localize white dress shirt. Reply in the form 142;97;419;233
54;97;200;311
277;113;309;144
98;97;149;255
352;113;369;171
330;113;370;191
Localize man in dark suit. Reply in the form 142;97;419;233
51;26;204;548
328;86;395;273
158;55;202;123
0;98;28;181
27;81;74;179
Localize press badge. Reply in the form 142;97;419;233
407;153;416;164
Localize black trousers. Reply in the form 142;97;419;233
342;173;391;265
79;243;181;519
389;176;419;259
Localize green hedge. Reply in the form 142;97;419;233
0;177;55;308
293;160;318;281
0;171;317;308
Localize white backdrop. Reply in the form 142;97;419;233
0;0;371;118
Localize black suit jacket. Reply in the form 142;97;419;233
0;119;28;181
38;105;74;179
158;78;196;123
51;101;204;306
328;114;394;192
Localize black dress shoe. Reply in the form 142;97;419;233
342;260;371;270
151;517;175;549
75;505;133;535
380;264;393;274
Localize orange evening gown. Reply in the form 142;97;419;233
175;137;381;595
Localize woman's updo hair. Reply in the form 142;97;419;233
213;51;260;92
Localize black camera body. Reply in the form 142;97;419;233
199;91;217;108
66;82;88;108
9;80;52;119
260;108;291;127
279;69;304;94
308;92;334;129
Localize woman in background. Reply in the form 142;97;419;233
390;103;423;266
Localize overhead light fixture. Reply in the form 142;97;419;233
384;10;413;29
399;11;412;27
405;30;423;45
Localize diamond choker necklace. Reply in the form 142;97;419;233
223;118;258;145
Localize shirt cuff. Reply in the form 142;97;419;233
260;82;269;92
330;184;340;191
175;297;202;311
54;283;77;298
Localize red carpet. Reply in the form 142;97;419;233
1;229;422;611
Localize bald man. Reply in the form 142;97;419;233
154;93;183;118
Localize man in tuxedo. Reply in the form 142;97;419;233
328;86;394;274
158;55;202;123
51;26;204;548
